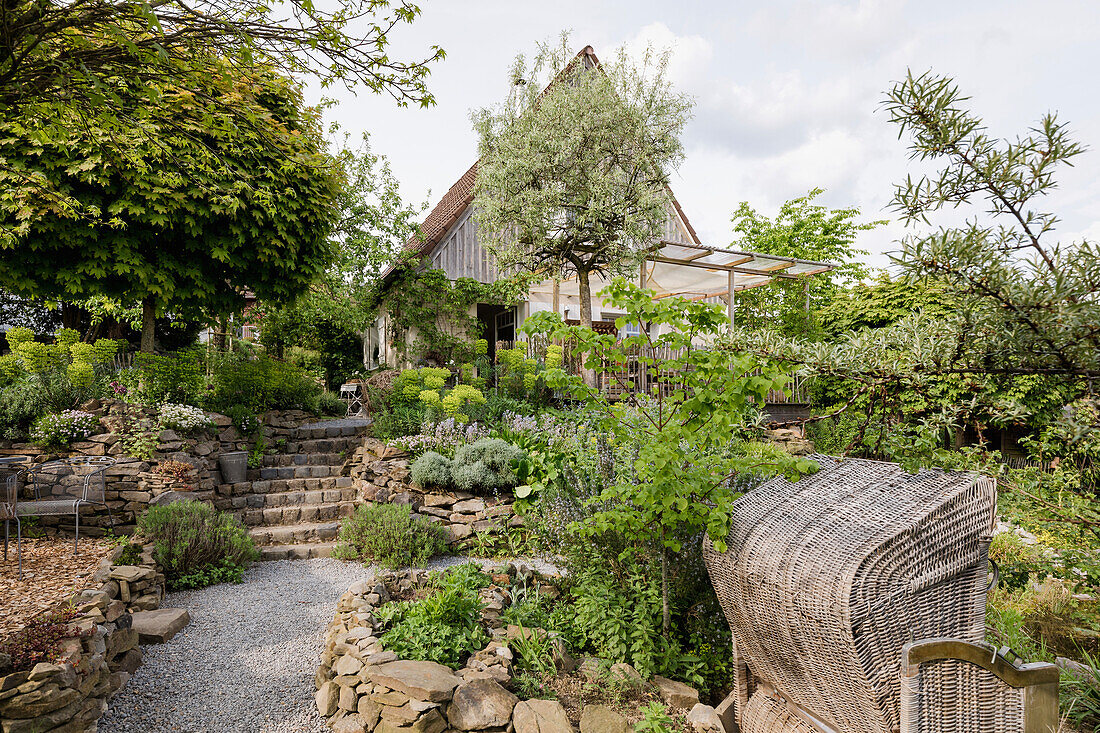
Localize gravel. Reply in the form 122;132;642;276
100;554;561;732
101;557;461;733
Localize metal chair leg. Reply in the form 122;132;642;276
14;516;20;580
73;502;80;555
4;519;7;561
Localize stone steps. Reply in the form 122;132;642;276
249;520;341;546
295;423;371;440
259;541;336;561
221;475;354;497
285;437;363;455
238;501;355;528
248;464;343;481
216;486;357;512
260;452;345;467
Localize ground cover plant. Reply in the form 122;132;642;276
137;501;259;590
331;503;447;569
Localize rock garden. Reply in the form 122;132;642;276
316;562;726;733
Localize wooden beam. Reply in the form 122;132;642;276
728;269;735;328
761;261;795;272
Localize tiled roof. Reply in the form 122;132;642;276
402;162;478;257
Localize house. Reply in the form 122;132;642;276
375;46;834;369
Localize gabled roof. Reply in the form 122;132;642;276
399;45;702;263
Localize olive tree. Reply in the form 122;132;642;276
471;35;693;332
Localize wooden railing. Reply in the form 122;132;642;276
495;340;808;405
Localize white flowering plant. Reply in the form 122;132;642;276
30;410;100;447
159;403;215;433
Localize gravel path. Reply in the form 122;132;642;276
99;555;560;732
101;557;462;733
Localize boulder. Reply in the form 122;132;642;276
446;678;518;730
332;714;368;733
687;703;725;732
652;675;699;710
512;699;573;733
579;704;630;733
130;608;190;644
366;660;461;703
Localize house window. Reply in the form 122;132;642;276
495;309;515;344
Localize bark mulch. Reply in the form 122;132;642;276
0;536;113;638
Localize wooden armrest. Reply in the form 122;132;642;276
901;638;1059;733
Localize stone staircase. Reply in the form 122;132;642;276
212;420;370;561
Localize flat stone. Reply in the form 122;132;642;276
653;675;699;710
332;714;368;733
512;699;572;733
334;655;364;677
580;704;630;733
108;566;154;583
446;679;518;730
366;660;461;703
149;490;196;507
715;689;738;732
687;703;725;732
130;608;190;644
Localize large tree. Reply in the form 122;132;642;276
728;188;883;335
259;132;424;373
0;0;442;123
471;35;694;332
0;65;339;351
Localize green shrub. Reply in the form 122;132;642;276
317;391;346;416
376;582;488;669
204;354;322;413
331;503;447;569
371;402;426;440
128;349;204;406
0;376;50;440
137;501;259;590
411;451;453;489
224;404;260;435
451;438;525;494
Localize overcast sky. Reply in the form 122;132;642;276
307;0;1100;274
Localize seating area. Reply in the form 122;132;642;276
1;455;115;578
703;456;1060;733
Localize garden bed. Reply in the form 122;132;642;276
316;562;718;733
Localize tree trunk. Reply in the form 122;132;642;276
577;267;596;388
140;296;156;354
660;532;670;636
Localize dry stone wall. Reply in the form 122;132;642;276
345;441;523;548
0;545;165;732
0;399;324;533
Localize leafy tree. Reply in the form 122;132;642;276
0;66;339;352
259;132;426;373
817;272;950;338
728;188;884;335
0;0;442;137
522;279;817;633
471;35;694;334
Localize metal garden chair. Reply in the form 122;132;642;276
703;455;1059;733
18;456;116;554
1;456;30;578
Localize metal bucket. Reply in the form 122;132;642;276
218;451;248;485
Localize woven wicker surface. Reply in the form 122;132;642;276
902;657;1025;732
703;455;995;733
742;691;821;733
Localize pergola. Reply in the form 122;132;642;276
527;240;837;326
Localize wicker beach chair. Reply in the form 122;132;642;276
703;455;1059;733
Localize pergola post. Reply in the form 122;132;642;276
728;269;736;329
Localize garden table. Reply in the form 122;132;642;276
0;455;31;578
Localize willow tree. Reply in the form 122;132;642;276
0;64;338;352
471;36;693;331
